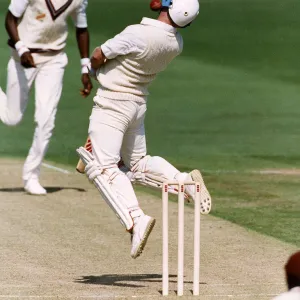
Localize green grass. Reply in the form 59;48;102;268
209;172;300;246
0;0;300;246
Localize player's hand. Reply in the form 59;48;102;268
20;52;36;68
80;73;93;98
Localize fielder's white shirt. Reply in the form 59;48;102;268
9;0;88;28
272;287;300;300
101;18;180;59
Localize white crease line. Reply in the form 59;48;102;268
42;163;71;174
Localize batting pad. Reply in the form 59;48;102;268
122;156;189;199
129;171;188;198
76;147;134;231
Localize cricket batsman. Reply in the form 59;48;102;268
0;0;92;195
77;0;212;259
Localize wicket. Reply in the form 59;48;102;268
162;181;201;296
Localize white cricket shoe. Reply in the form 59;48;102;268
185;169;212;214
24;179;47;195
131;215;156;259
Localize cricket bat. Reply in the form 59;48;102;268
76;137;92;173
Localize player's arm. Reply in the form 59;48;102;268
5;0;36;68
5;11;19;44
90;47;106;70
76;27;93;98
71;0;92;98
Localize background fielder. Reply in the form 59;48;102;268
0;0;92;195
77;0;212;259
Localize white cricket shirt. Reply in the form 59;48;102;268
7;0;88;51
9;0;88;28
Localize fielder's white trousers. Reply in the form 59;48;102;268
0;52;68;181
89;96;182;210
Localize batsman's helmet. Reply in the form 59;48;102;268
162;0;200;27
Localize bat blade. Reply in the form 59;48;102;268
76;158;86;174
76;137;92;173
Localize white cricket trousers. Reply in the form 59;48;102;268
89;97;147;169
89;96;182;210
0;52;68;181
89;97;147;211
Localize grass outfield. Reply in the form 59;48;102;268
0;0;300;245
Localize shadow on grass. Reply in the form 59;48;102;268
74;274;200;288
0;187;86;193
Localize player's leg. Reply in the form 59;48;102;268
120;103;185;192
0;57;37;125
120;104;211;214
123;156;211;214
23;53;67;195
78;99;155;258
120;105;181;191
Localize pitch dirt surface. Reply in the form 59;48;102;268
0;158;297;300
